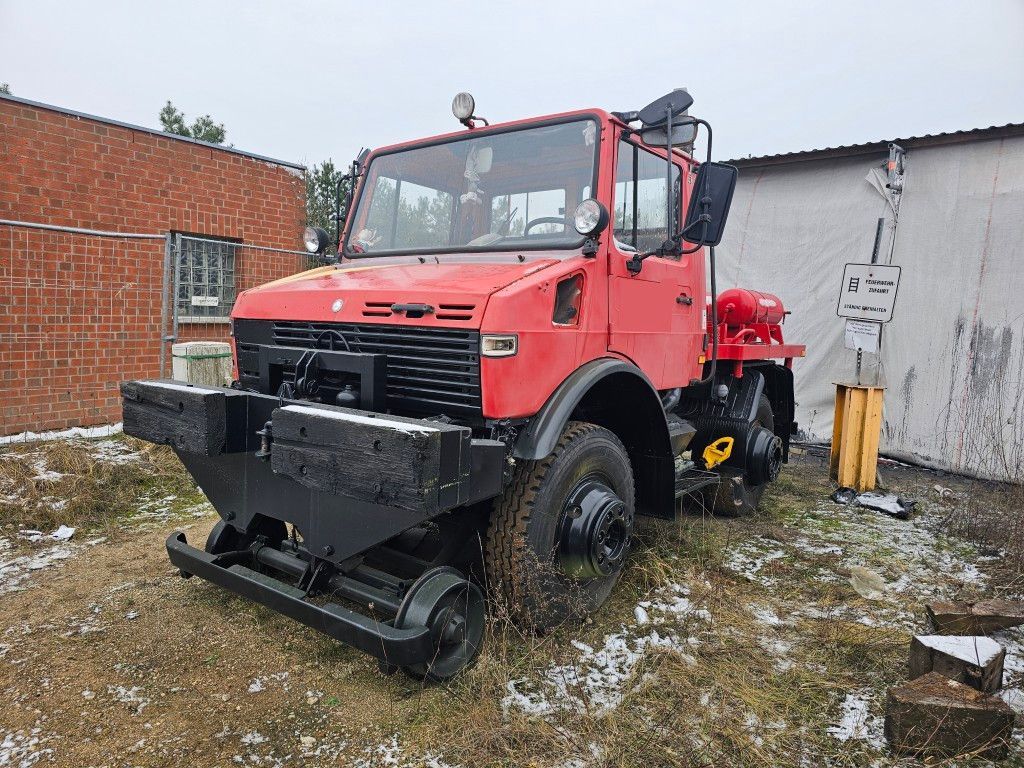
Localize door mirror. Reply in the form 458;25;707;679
682;162;738;247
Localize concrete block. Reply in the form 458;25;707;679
171;341;232;387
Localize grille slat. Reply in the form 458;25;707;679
269;321;482;416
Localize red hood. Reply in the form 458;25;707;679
232;259;558;326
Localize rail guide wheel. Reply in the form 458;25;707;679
392;566;485;682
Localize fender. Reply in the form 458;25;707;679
513;358;676;517
514;358;666;459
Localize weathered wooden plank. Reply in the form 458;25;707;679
121;380;238;456
269;403;470;514
908;635;1005;693
884;672;1014;759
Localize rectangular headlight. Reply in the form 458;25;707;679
481;334;517;358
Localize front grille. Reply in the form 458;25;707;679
271;321;481;416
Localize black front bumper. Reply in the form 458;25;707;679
166;532;433;666
121;379;505;563
120;379;505;663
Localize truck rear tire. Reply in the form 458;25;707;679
485;421;635;631
710;395;775;517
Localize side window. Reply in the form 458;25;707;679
613;141;681;254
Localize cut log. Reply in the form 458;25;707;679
885;672;1015;759
908;635;1004;693
926;599;1024;634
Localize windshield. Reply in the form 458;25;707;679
345;118;599;256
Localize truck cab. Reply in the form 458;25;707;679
122;92;805;681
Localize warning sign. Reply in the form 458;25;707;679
836;263;901;323
844;319;881;353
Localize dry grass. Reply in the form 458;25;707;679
0;435;196;535
0;443;1020;766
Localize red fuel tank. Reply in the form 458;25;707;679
716;288;786;327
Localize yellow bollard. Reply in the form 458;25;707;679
829;384;885;491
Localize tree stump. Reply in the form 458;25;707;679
885;672;1015;759
908;635;1004;693
926;599;1024;634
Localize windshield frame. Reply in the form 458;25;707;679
342;113;603;259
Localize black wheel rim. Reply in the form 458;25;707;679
557;473;633;579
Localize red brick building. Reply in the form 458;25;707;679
0;93;307;436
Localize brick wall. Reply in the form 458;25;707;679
0;96;307;435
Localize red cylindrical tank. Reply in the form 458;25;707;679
716;288;785;326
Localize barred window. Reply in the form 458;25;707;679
175;234;240;321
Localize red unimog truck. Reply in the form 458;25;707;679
122;90;805;681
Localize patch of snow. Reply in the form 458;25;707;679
31;468;64;482
791;539;843;556
749;604;784;626
758;637;795;672
0;727;54;767
352;734;456;768
240;731;268;746
87;439;145;465
108;684;150;715
50;525;75;542
0;535;106;596
247;671;289;694
0;423;122;445
724;541;787;585
504;582;710;716
0;545;77;595
914;635;1004;667
827;690;884;748
282;404;438;435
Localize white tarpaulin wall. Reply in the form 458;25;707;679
717;133;1024;481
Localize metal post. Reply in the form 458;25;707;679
170;232;182;353
665;105;673;245
159;233;173;377
870;217;884;265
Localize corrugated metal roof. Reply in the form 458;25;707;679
0;93;305;171
727;122;1024;168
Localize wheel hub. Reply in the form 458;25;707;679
558;478;633;579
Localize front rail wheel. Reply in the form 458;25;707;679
710;395;781;517
485;421;635;631
393;566;485;682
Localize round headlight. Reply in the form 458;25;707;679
303;226;329;254
573;199;609;236
452;92;475;121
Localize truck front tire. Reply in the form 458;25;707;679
485;421;635;631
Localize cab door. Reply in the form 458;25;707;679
607;136;701;389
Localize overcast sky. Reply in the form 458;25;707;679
2;0;1022;167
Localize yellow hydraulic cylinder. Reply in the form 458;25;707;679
829;384;885;492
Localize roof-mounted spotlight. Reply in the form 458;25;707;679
451;92;489;128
